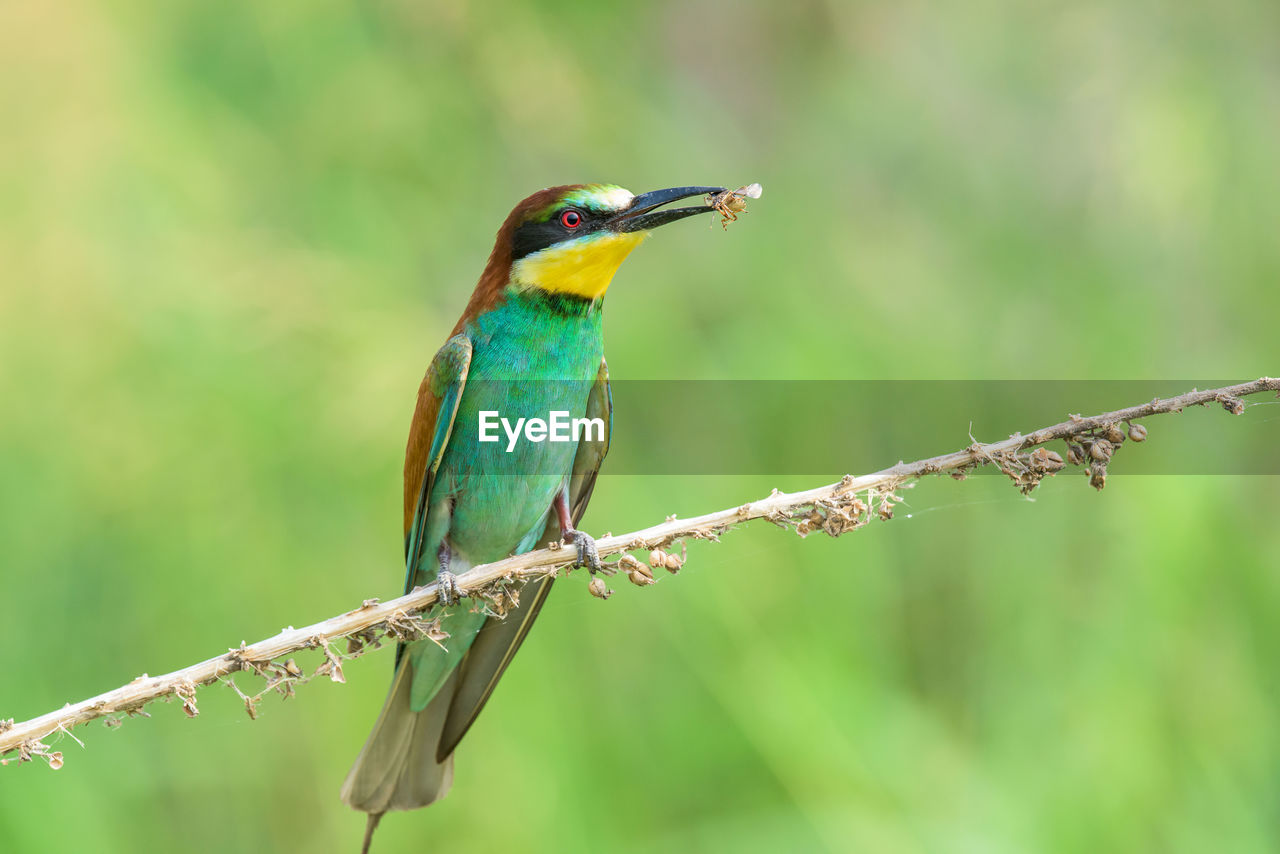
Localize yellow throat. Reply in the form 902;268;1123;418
510;232;648;300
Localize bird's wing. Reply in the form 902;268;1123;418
566;358;613;522
393;334;472;675
436;359;613;759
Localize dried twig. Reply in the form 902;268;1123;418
2;377;1275;766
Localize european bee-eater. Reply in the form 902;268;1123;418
342;184;732;850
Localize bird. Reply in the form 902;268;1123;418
341;183;733;852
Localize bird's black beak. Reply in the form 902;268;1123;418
609;186;725;233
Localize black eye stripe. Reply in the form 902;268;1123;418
511;208;604;260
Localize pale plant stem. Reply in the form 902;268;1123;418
2;377;1275;766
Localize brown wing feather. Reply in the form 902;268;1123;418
435;359;612;759
403;372;444;537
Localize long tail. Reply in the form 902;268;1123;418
341;663;459;850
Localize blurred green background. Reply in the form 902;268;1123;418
2;1;1278;852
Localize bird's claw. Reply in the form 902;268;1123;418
565;529;603;574
437;570;463;607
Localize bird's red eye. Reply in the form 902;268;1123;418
560;210;582;229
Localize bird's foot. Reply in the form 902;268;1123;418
564;529;603;574
436;570;463;607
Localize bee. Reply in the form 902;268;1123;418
706;182;763;230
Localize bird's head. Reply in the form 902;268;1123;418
485;184;726;302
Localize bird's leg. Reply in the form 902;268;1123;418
436;540;463;606
554;488;602;573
